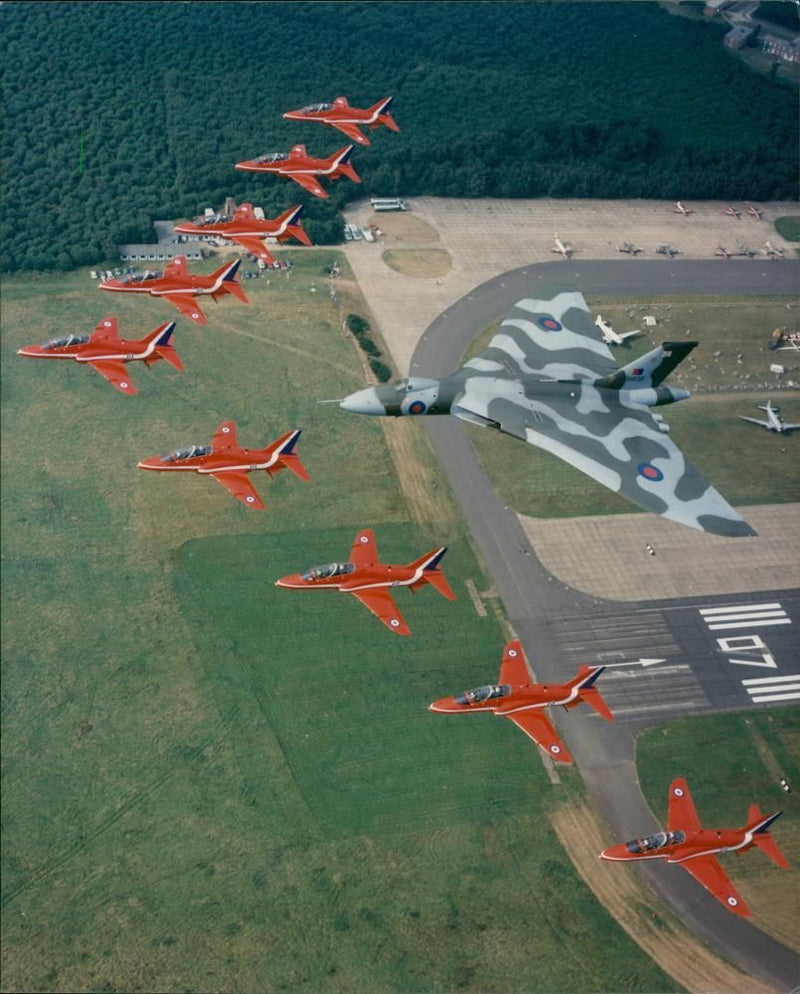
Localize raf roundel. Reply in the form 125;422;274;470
537;316;563;332
727;896;739;907
550;744;561;754
638;462;664;483
508;648;518;658
408;400;427;415
673;786;684;798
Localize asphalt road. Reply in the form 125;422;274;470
412;259;800;991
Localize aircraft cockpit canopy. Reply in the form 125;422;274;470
196;213;232;226
42;334;90;350
300;562;356;581
300;103;333;114
253;152;290;164
161;445;212;463
454;684;512;706
125;270;162;283
625;830;685;855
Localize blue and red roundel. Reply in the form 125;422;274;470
537;316;562;332
637;462;664;482
408;400;427;415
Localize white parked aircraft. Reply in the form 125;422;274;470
551;234;576;259
673;201;694;216
761;241;785;259
594;315;642;346
739;400;799;434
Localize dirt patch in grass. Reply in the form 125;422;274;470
369;213;440;243
382;249;452;278
550;798;773;994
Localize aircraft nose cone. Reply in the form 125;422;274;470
17;345;42;356
428;697;458;713
275;573;302;588
599;844;629;861
339;388;385;415
136;458;159;470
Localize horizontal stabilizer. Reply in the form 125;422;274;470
748;807;789;868
596;342;697;390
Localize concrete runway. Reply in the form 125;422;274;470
410;260;800;990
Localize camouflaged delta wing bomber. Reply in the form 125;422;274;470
340;289;755;537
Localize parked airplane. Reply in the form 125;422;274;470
736;241;758;258
17;317;181;395
617;242;643;255
338;289;755;536
429;640;612;764
235;144;360;199
137;422;308;509
594;315;642;346
600;777;788;917
746;203;763;220
655;244;682;259
673;201;694;216
275;528;455;635
173;204;311;265
551;234;576;259
723;205;741;219
714;244;734;259
99;256;247;326
761;241;785;259
283;96;398;146
739;400;799;434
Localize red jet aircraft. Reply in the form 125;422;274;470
173;204;311;265
600;777;789;917
137;422;309;509
235;144;360;199
17;316;182;395
429;640;612;763
282;96;399;146
275;528;455;635
99;256;248;326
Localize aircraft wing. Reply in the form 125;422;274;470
210;472;265;509
505;709;573;764
462;291;617;382
499;640;530;686
739;416;769;428
348;587;410;635
667;778;701;833
286;172;328;199
87;360;137;395
161;294;207;326
675;854;750;917
452;377;755;537
212;421;239;452
90;316;121;344
350;529;378;568
330;121;369;145
231;235;276;264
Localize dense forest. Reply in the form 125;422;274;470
2;1;797;272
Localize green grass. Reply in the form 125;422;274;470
1;264;679;993
775;216;800;242
465;297;800;519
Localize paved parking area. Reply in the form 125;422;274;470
342;196;797;373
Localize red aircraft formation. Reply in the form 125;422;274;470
173;204;311;265
99;255;248;326
21;85;789;936
601;778;788;917
275;528;455;635
17;316;182;395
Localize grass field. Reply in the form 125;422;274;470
1;261;681;993
465;297;800;519
636;710;800;953
381;248;453;278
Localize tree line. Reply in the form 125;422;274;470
2;1;797;272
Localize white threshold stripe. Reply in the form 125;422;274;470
702;610;787;623
700;603;781;615
708;619;792;631
742;674;800;686
749;691;800;703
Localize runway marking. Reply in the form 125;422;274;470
700;602;791;631
741;673;800;704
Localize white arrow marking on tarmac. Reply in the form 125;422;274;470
598;658;667;669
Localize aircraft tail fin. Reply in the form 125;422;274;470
373;96;399;132
150;321;184;371
280;205;312;246
746;807;789;868
266;429;310;482
409;547;456;600
564;666;614;721
212;259;248;303
596;342;697;390
333;146;361;184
